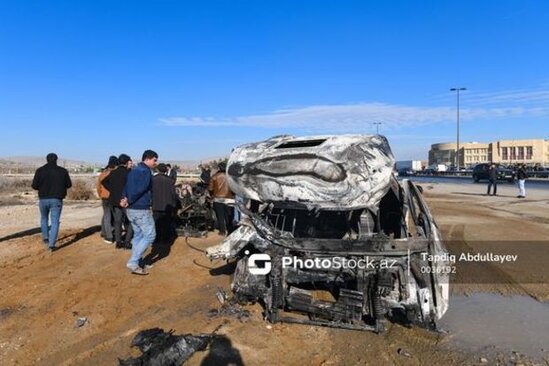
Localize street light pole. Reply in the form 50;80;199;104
450;87;466;170
373;121;382;134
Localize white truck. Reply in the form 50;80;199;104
395;160;424;172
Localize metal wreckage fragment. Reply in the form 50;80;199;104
174;183;215;238
205;134;450;332
118;328;214;366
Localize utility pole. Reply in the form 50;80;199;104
373;122;382;134
450;87;466;170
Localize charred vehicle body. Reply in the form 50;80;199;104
175;183;215;237
206;135;449;332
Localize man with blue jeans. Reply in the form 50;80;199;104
32;153;72;252
121;150;158;275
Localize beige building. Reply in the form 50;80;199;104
429;139;549;167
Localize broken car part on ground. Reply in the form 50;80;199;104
206;134;450;332
118;328;214;366
175;183;215;238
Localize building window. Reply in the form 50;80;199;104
526;146;533;160
510;147;516;160
502;147;508;160
517;147;524;160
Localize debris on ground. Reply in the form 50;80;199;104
0;307;15;320
118;328;216;366
207;288;251;322
174;183;214;238
75;317;88;328
397;347;412;357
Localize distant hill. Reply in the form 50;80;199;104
0;155;229;174
0;156;99;174
165;155;229;171
164;156;229;170
163;160;202;170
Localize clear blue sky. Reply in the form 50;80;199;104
1;0;548;163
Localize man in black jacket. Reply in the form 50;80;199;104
152;163;177;243
516;164;528;198
102;154;134;249
166;163;177;183
487;163;498;196
31;153;72;251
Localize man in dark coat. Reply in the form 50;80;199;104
102;154;133;249
516;164;528;198
166;163;178;183
152;163;177;242
31;153;72;251
487;163;498;196
199;164;211;185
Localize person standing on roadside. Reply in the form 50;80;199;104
31;153;72;252
516;164;527;198
102;154;133;249
199;164;211;185
166;163;177;183
487;163;498;196
208;161;235;236
121;150;158;275
96;156;118;244
152;163;177;243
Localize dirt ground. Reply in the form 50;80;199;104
0;181;548;365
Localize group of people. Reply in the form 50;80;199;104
96;154;134;249
96;151;182;275
32;150;237;276
33;150;163;275
97;154;179;248
486;163;529;198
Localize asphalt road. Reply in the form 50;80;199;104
405;175;549;190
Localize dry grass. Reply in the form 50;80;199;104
67;179;95;200
0;196;25;206
0;175;98;204
0;176;32;194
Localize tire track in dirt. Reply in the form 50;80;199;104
38;286;221;366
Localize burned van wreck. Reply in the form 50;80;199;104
206;134;449;332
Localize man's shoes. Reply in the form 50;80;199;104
48;247;56;253
128;267;148;276
103;239;114;244
517;195;525;198
43;239;49;245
